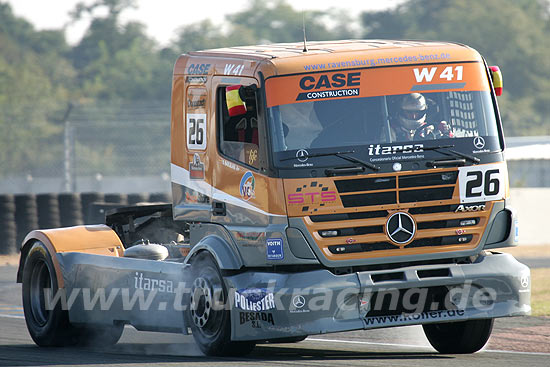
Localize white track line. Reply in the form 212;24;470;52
1;316;546;356
0;314;24;319
306;337;550;356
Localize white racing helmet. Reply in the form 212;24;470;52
398;93;427;130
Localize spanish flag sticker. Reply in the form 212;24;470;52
226;85;247;116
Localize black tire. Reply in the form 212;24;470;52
187;251;255;356
22;241;79;346
423;318;494;354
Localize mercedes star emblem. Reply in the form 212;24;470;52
386;212;416;244
296;149;309;162
292;295;306;309
473;136;485;150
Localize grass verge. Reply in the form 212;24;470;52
531;268;550;316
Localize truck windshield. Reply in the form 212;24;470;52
266;62;500;169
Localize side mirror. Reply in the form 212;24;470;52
489;66;503;96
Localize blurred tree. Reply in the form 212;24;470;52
70;0;172;101
172;0;356;52
0;3;74;177
361;0;550;135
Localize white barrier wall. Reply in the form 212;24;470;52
509;188;549;245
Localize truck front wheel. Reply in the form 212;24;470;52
187;251;255;356
423;318;494;354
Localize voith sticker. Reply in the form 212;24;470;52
266;238;284;260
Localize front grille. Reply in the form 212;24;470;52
399;171;458;188
329;242;395;254
341;191;396;207
336;171;456;208
399;187;454;203
301;169;490;261
335;177;396;193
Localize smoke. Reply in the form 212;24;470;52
104;326;204;357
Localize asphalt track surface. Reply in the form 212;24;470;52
1;264;549;367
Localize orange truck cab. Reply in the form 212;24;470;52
18;40;529;356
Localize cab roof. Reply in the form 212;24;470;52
184;40;483;76
190;39;470;59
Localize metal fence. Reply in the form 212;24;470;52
1;101;549;194
0;101;172;194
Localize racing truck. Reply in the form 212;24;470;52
17;40;530;356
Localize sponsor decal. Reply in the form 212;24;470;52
520;274;529;288
235;231;266;242
287;191;337;205
296;149;309;162
189;153;205;180
368;144;424;156
239;171;256;201
456;229;466;235
248;148;258;166
473;136;485;150
364;309;466;326
234;288;275;311
185;76;207;84
472;136;490;153
455;204;485;213
266;238;284;260
221;158;240;171
346;238;356;245
239;312;274;327
290;295;310;313
187;98;206;108
134;272;175;294
187;63;211;75
296;72;360;101
225;64;245;76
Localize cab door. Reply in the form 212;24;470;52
172;82;213;222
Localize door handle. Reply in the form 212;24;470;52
212;201;226;216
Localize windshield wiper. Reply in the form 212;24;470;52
281;150;380;171
422;144;480;164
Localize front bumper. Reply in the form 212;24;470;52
227;252;530;341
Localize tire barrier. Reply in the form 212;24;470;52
1;192;173;254
15;194;38;249
104;193;128;205
36;193;61;230
149;192;171;203
0;194;17;255
127;192;150;205
58;193;84;227
80;192;104;224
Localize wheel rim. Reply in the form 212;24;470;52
190;267;225;336
29;260;52;326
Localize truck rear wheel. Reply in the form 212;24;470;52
423;318;494;354
187;251;255;356
22;242;79;346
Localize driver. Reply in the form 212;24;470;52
389;93;453;141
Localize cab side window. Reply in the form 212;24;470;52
218;86;260;169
